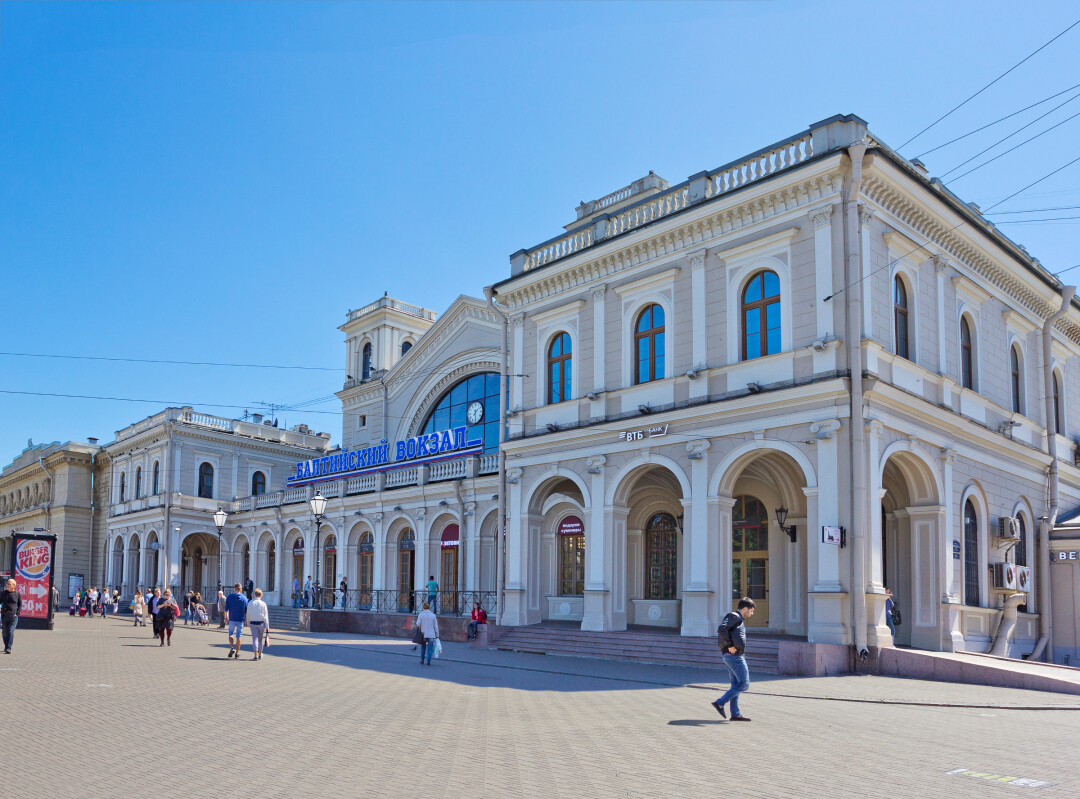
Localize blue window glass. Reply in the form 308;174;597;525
547;332;572;404
422;372;501;454
742;270;781;361
634;304;665;384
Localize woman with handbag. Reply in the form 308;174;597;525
415;602;439;666
155;590;180;646
132;590;147;627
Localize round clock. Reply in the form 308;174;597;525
466;401;484;425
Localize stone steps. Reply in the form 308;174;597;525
267;606;303;631
492;626;782;673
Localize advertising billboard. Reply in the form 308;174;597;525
9;532;57;630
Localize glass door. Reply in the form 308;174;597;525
732;495;769;626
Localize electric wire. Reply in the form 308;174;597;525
993;216;1080;224
0;351;342;371
916;83;1080;158
987;205;1080;214
941;106;1080;181
898;17;1080;150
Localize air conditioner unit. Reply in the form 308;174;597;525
991;562;1018;591
1016;566;1032;593
997;516;1021;540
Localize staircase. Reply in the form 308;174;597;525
491;623;782;673
267;605;303;632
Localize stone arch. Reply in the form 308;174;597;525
400;357;502;441
607;454;691;507
878;441;943;505
710;439;817;498
523;467;590;514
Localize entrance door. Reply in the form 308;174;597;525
324;537;337;608
441;546;458;614
732;495;769;626
398;530;416;612
292;538;304;590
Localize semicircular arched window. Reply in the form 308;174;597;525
645;512;678;600
362;342;373;380
251;471;266;496
634;304;665;384
894;276;910;360
547;332;572;404
742;270;781;360
422;372;500;453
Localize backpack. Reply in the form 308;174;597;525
717;612;744;651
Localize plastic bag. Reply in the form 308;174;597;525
433;638;442;658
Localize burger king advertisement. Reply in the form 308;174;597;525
9;532;57;629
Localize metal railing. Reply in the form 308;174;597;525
326;589;496;616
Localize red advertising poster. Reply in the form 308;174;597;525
558;516;584;535
11;534;56;623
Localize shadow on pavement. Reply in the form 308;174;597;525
667;719;724;726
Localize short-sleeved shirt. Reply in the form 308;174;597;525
426;580;438;595
225;591;249;622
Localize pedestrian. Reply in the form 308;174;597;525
303;576;311;608
224;582;249;659
155;589;180;646
1;578;21;654
467;602;487;640
51;584;59;613
415;601;439;666
426;575;438;614
246;588;269;660
132;589;147;626
85;587;95;619
339;576;348;610
291;576;301;609
885;589;898;640
112;589;121;615
183;589;194;625
216;590;227;628
149;588;163;638
244;579;254;601
712;597;756;722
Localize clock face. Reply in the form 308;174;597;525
466;401;484;425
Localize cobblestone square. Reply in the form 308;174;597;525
2;615;1077;799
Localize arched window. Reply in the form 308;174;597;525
267;541;276;592
634;304;665;384
1015;515;1027;613
742;270;781;360
198;462;214;499
960;316;975;390
134;467;142;500
963;499;980;607
401;341;412;356
152;461;160;495
1010;345;1023;414
547;332;572;404
323;535;337;595
422;371;500;453
242;543;251;586
251;471;266;496
358;532;374;607
1053;371;1064;433
894;276;910;360
645;512;678;600
732;495;769;606
398;529;416;612
361;342;373;380
119;472;126;503
558;521;585;596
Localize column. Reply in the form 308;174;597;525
414;511;428;603
939;448;963;651
859;206;875;339
934;256;952;407
866;421;885;590
273;528;285;605
714;495;736;624
689;252;708;401
510;315;525;436
501;470;527;625
810;204;836;374
464;502;479;596
591;284;607;420
681;440;712;636
807;419;848;644
371;513;385;593
581;460;611;631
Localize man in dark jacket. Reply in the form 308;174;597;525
1;578;22;654
712;597;756;721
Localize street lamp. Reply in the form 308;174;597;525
774;505;797;543
213;507;228;594
309;491;327;608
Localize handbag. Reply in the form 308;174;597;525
433;638;442;658
411;625;426;645
891;607;902;625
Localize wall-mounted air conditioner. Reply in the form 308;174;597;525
991;562;1018;591
1015;565;1032;594
997;516;1021;541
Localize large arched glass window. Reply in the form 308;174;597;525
963;499;980;607
547;332;572;404
1010;345;1023;414
1016;515;1027;613
645;512;678;600
242;543;251;586
422;372;500;453
894;276;910;360
119;472;126;503
559;525;585;596
1053;371;1064;433
634;304;665;384
198;462;214;499
358;532;374;608
152;461;160;495
361;342;373;380
135;467;142;500
732;495;769;607
251;471;266;496
267;541;276;592
401;341;412;356
960;316;974;390
742;271;781;360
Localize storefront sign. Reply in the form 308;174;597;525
953;540;961;560
9;533;57;629
822;526;843;546
441;525;460;548
288;425;482;487
1055;551;1079;561
558;516;584;535
619;425;669;443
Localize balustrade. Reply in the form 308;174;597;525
429;458;467;481
346;474;378;494
384;467;418;488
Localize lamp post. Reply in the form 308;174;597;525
213;507;228;595
774;505;797;543
309;491;327;608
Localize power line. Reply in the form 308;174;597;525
0;351;342;371
898;17;1080;150
994;215;1080;223
916;83;1080;158
942;106;1080;181
988;205;1080;214
0;389;344;414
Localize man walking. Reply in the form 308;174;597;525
1;578;21;654
51;584;59;613
712;597;756;722
426;575;438;614
183;589;194;625
224;582;249;660
244;578;254;601
216;590;227;629
303;575;312;609
292;576;301;609
339;576;348;610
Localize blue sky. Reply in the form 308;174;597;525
2;1;1078;464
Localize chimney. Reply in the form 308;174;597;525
88;438;99;447
252;413;264;425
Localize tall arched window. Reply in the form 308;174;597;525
398;529;416;612
1053;371;1064;433
963;499;980;607
559;522;585;596
894;276;910;360
1010;345;1023;414
119;472;126;503
634;304;665;384
242;543;251;586
1015;515;1027;613
198;462;214;499
251;471;266;496
401;341;412;356
267;541;276;592
422;372;500;453
152;461;160;495
358;532;374;608
135;467;142;500
960;316;974;390
547;332;572;404
361;342;373;380
645;512;678;600
742;270;781;360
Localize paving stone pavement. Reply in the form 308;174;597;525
2;614;1077;799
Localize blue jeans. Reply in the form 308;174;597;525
420;638;434;664
292;593;300;608
886;615;896;639
716;654;750;717
427;594;437;613
1;614;16;651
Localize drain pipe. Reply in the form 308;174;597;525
1030;285;1075;662
844;141;870;661
484;285;509;627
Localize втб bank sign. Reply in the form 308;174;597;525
288;425;481;488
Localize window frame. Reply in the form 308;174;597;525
1052;369;1064;433
119;472;126;503
1010;344;1023;414
546;331;573;404
740;270;782;361
134;466;142;500
197;462;214;500
963;498;980;607
152;461;160;495
633;304;665;385
960;315;975;390
644;512;678;600
361;342;373;380
893;275;910;361
251;471;266;496
558;532;586;596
